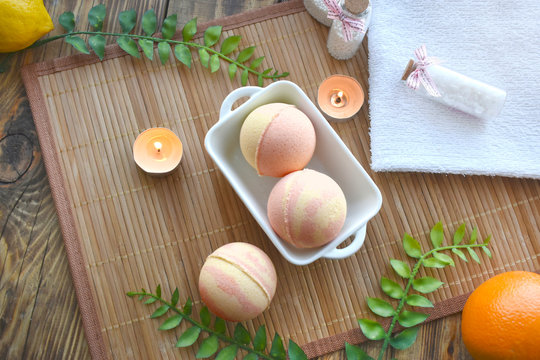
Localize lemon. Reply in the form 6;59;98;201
0;0;54;53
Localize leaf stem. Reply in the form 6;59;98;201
376;242;488;360
128;291;276;360
29;31;287;80
423;243;487;258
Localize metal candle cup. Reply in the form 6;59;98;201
133;128;183;176
317;75;364;121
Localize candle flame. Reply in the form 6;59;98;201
154;141;162;153
330;89;347;108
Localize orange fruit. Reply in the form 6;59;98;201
461;271;540;360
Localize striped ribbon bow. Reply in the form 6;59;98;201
324;0;365;42
406;45;441;97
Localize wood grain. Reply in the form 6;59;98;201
0;1;168;359
1;1;538;360
21;2;540;359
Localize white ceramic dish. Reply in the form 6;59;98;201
204;81;382;265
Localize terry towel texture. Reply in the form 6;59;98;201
368;0;540;179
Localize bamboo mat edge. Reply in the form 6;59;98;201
302;265;534;357
303;291;469;357
23;0;306;78
21;58;108;360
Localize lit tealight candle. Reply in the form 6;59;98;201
317;75;364;121
330;90;347;108
133;128;183;176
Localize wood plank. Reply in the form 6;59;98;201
3;0;538;359
0;1;170;359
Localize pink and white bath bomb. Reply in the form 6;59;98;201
267;169;347;248
198;242;277;322
239;103;316;177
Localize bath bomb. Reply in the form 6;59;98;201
198;242;277;322
267;169;347;248
239;103;316;177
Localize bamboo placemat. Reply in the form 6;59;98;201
22;1;539;358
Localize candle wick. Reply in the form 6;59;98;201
154;141;163;153
330;90;347;108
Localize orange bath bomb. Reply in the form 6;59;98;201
267;169;347;248
239;103;316;177
198;242;277;322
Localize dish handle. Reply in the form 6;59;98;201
219;86;262;119
323;225;367;260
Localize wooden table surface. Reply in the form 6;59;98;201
0;0;474;359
